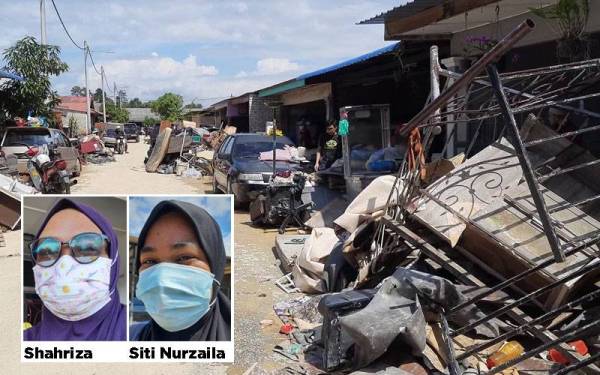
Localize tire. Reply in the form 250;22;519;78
227;178;242;208
72;159;82;177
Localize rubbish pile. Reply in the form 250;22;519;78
79;134;115;164
268;21;600;375
145;126;214;178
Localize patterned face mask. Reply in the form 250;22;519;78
33;255;113;321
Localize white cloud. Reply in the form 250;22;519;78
255;58;300;76
85;54;218;100
1;0;401;101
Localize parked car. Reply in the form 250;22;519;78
124;123;140;142
102;128;118;148
0;127;81;176
212;133;298;204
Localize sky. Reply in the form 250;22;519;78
129;196;232;255
0;0;398;107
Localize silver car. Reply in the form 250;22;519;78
0;127;82;176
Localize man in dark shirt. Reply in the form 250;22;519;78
315;121;342;171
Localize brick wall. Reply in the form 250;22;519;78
248;94;277;133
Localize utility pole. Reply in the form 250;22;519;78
101;66;107;123
113;82;117;107
40;0;47;44
84;41;91;134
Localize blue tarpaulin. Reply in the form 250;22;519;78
0;69;24;81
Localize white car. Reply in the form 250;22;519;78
0;127;81;176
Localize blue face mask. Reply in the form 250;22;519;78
136;262;219;332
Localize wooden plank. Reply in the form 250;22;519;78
384;0;499;38
0;189;21;229
413;138;523;247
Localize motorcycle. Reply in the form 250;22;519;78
115;135;127;154
16;143;75;194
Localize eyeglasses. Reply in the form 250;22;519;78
29;232;110;267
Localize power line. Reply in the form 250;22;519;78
87;47;102;75
49;0;84;50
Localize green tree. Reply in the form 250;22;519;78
128;97;143;107
105;102;129;123
184;102;203;109
70;85;86;96
143;116;157;127
0;37;68;123
93;88;107;103
151;92;183;121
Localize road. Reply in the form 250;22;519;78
72;141;206;194
1;140;297;374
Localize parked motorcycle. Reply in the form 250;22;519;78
16;143;75;194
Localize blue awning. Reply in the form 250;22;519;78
297;42;400;80
0;69;24;81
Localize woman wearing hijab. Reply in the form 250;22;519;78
131;200;231;341
24;198;126;341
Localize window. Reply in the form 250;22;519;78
221;137;234;156
2;129;52;146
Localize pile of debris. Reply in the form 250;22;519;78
267;21;600;375
144;123;227;178
79;134;115;164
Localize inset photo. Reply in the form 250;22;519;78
22;196;127;341
128;195;232;341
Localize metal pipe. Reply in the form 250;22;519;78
549;193;600;213
487;64;565;262
401;19;535;136
456;288;600;360
451;261;598;337
524;123;600;147
538;158;600;182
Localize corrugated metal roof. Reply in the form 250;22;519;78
358;0;443;25
297;42;400;80
0;69;24;81
125;107;159;122
258;79;305;98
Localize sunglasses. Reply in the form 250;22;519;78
29;232;110;267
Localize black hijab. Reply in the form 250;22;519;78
135;200;231;341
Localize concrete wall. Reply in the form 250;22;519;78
451;1;600;56
248;94;275;133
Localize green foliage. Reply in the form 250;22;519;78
530;0;589;39
151;92;183;121
127;97;143;107
105;101;129;123
184;102;203;109
70;85;86;96
143;116;157;127
67;115;79;137
0;37;68;123
530;0;589;61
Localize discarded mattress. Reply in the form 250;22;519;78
291;227;340;293
334;175;401;233
145;127;172;172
